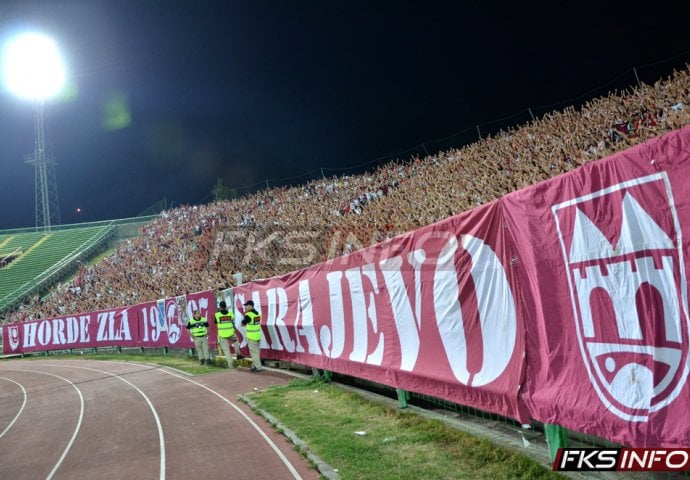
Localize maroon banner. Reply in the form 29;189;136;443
232;200;530;422
503;126;690;446
2;304;138;354
4;126;690;447
136;291;217;349
2;290;217;353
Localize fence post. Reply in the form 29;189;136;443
163;346;168;356
322;370;332;383
544;423;569;463
396;389;409;409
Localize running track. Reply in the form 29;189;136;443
0;359;320;480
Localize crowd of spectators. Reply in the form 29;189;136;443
3;66;690;324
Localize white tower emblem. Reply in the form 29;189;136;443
553;172;689;421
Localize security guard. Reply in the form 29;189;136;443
214;300;239;369
241;300;262;372
186;310;211;365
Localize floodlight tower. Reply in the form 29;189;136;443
2;32;67;230
26;100;61;229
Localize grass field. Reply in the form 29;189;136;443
249;378;561;480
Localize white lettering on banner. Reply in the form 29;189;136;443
66;317;79;343
186;296;209;321
432;234;466;382
96;310;132;342
345;265;384;365
293;280;322;354
37;320;51;346
363;263;384;365
444;235;517;387
96;312;107;341
380;255;423;371
80;315;91;343
322;271;345;358
266;288;295;352
242;231;518;385
265;289;285;350
52;318;67;345
23;315;92;349
141;305;161;342
23;322;37;347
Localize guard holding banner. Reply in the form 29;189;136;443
214;300;239;368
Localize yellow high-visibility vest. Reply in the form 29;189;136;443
215;311;236;338
244;311;261;341
188;317;208;337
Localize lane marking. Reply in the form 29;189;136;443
43;364;166;480
0;377;28;439
0;369;85;480
8;360;301;480
159;368;304;480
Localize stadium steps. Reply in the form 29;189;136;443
0;225;115;312
3;234;51;269
0;236;14;251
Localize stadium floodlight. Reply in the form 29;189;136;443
1;31;66;100
2;31;67;230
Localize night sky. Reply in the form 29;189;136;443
1;1;690;228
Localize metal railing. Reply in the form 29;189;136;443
0;215;159;236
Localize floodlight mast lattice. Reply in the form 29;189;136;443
2;32;66;231
25;100;61;230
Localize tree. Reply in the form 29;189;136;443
211;177;237;202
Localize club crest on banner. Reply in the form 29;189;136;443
552;172;690;421
166;295;186;344
8;325;20;351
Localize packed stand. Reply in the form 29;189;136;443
3;66;690;324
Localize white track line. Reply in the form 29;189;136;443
43;364;166;480
0;369;85;480
0;377;28;439
159;368;303;480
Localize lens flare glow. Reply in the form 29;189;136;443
2;32;66;100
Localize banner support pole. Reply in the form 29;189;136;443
396;389;410;409
544;423;569;462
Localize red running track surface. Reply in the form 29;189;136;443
0;359;321;480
